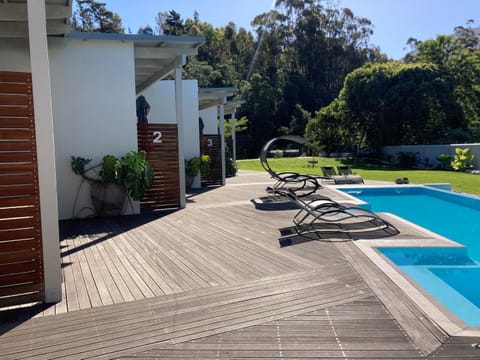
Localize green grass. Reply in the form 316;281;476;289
237;157;480;196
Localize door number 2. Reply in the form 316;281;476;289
153;131;162;143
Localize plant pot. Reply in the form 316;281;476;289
90;181;127;217
185;175;194;190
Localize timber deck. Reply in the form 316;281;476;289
1;170;479;359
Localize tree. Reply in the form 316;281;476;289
406;25;480;136
224;116;249;138
305;98;349;153
157;10;184;35
236;0;383;152
72;0;123;33
310;62;466;153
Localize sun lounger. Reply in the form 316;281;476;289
321;166;337;178
321;166;364;184
260;136;322;197
275;189;398;236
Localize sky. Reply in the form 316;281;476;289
103;0;479;60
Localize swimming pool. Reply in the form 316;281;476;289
340;186;480;326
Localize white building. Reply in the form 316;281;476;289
0;0;204;305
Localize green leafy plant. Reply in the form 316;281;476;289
199;154;211;176
185;156;201;178
121;150;154;200
71;150;154;201
186;155;212;177
100;155;122;183
70;156;92;175
451;147;475;172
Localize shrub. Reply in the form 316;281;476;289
271;149;283;158
451;147;475;172
226;157;237;177
437;154;452;170
199;155;212;176
395;151;418;167
186;155;212;177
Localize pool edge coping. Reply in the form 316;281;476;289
327;184;480;338
354;212;480;338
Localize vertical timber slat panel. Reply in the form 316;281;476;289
201;135;222;186
138;123;180;210
0;71;44;307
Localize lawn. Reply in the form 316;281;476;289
237;156;480;196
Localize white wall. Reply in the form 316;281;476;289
0;39;30;70
49;38;138;219
199;107;218;135
140;80;201;187
381;144;480;169
141;80;199;158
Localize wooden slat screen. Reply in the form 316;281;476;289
138;123;180;210
201;134;223;186
0;71;44;307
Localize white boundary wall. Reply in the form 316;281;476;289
381;144;480;169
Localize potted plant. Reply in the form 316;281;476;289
185;155;211;189
71;150;154;217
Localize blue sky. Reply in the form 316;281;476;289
103;0;478;60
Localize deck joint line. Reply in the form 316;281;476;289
275;320;283;358
326;307;348;359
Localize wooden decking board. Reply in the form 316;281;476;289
182;247;239;285
336;241;448;355
63;236;87;311
72;234;105;308
94;241;137;303
171;214;313;276
122;230;197;293
3;267;343;334
427;336;480;358
1;270;362;345
100;238;153;300
2;280;370;359
139;218;267;284
104;231;166;296
100;232;158;299
0;269;347;339
9;272;368;352
127;298;423;359
94;240;136;302
84;233;124;305
91;294;372;360
1;171;478;359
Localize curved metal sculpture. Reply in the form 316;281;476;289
259;135;320;197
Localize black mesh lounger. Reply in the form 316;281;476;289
276;189;398;236
259;136;321;197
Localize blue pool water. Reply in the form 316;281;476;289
340;186;480;326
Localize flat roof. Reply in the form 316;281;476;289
199;87;238;110
0;0;72;38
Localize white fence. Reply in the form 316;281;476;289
381;144;480;169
